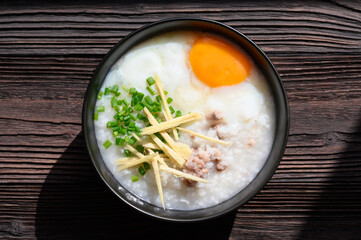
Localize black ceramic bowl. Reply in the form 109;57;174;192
82;18;289;222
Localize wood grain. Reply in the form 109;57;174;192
0;0;361;239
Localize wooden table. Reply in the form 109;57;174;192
1;1;360;239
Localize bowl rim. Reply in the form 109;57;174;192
82;17;289;222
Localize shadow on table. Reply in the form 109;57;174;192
298;109;361;240
35;131;236;240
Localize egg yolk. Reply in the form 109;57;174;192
189;36;251;88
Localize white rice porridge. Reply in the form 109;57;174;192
94;31;275;210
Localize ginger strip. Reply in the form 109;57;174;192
143;107;177;147
117;154;158;171
143;107;192;158
152;156;164;209
143;142;162;150
177;127;230;146
131;132;142;143
159;165;208;183
116;157;138;164
154;74;178;140
141;112;202;135
146;148;168;166
125;144;144;158
116;153;158;170
150;134;185;167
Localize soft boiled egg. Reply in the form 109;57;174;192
189;36;251;88
114;31;262;124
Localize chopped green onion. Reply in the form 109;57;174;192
107;121;119;128
113;113;120;120
129;136;137;145
124;119;130;127
146;77;155;86
112;126;120;132
119;127;126;135
167;97;173;104
113;131;119;137
144;95;154;105
138;166;146;176
111;97;118;108
153;102;161;112
103;140;112;149
137;92;144;102
132;91;138;98
115;92;121;97
146;86;156;95
157;118;162;123
142;100;153;112
110;85;119;94
122;98;129;106
142;117;149;123
96;106;105;112
122;86;129;92
156;95;162;103
115;106;121;112
134;103;144;111
164;90;168;95
143;162;150;170
131;175;138;182
136;113;144;120
136;145;144;154
169;106;175;114
131;97;138;106
124;136;129;143
97;91;103;100
153;149;164;154
154;132;166;143
104;87;111;95
175;110;182;117
94;112;99;121
129;87;136;95
150;107;159;113
124;149;131;156
115;137;124;146
129;114;136;121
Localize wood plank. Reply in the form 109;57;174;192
0;1;360;55
0;0;361;239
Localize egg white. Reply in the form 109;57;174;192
112;31;263;126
